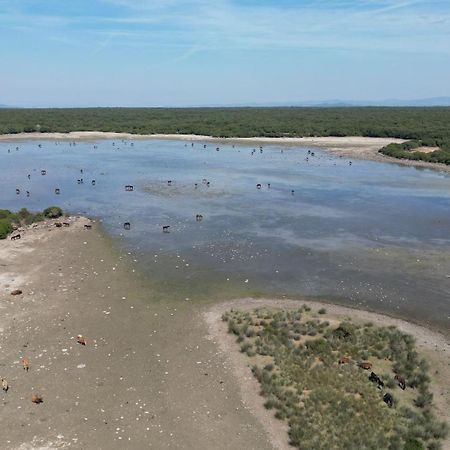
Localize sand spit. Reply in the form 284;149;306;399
204;298;450;450
0;219;274;450
2;131;448;172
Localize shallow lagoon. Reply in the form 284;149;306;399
1;138;449;334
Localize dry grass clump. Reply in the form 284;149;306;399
222;306;448;450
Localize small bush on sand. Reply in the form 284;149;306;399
43;206;63;218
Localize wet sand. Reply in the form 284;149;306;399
1;221;449;449
0;219;273;450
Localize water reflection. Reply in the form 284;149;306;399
1;138;449;334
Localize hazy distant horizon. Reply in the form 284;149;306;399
1;0;449;108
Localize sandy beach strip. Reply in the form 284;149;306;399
2;131;448;173
204;298;450;450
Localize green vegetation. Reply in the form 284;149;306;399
380;141;450;165
0;106;448;139
223;306;448;450
2;107;449;165
0;207;64;239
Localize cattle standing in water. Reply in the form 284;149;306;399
194;183;198;189
55;188;60;195
163;225;170;233
256;184;262;189
125;185;134;192
124;222;131;230
91;180;96;186
268;183;271;188
26;191;30;197
16;188;20;195
395;374;406;390
27;174;31;180
196;214;203;222
383;393;393;407
41;170;46;175
11;234;21;241
167;180;172;186
291;190;295;195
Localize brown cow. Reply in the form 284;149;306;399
11;289;23;296
77;335;87;346
394;374;406;390
22;357;29;372
339;356;352;364
358;361;372;370
1;378;8;392
31;394;43;404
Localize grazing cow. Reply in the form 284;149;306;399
55;188;60;195
55;222;62;228
22;357;29;372
124;222;131;230
163;225;170;233
196;214;203;222
125;185;134;192
339;356;352;365
256;184;262;189
16;188;20;195
11;289;22;296
41;170;46;175
2;378;8;392
84;224;92;230
358;361;372;370
77;335;87;345
394;374;406;390
63;222;70;227
11;234;21;241
369;372;384;389
31;394;43;404
383;393;393;407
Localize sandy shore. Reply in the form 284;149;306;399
1;221;449;449
2;131;448;173
0;219;274;450
204;298;450;450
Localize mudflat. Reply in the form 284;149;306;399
0;219;273;450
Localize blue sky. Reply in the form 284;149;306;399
1;0;449;107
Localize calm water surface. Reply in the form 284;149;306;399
1;139;449;334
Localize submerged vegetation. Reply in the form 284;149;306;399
0;206;63;239
223;307;448;450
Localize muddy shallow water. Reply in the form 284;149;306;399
1;138;449;334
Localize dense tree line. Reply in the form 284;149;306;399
1;107;449;163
